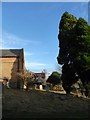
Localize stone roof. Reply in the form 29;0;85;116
35;73;45;79
34;78;46;85
0;49;23;57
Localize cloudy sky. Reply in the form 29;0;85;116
1;1;89;73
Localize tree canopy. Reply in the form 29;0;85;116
46;71;61;85
57;11;90;93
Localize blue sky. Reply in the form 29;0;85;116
1;2;88;74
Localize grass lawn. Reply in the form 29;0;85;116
2;86;90;119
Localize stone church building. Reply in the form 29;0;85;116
0;48;25;87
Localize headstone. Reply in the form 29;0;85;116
23;85;26;89
39;85;43;90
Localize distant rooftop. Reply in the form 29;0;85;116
0;48;23;57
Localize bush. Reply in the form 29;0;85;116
47;71;61;85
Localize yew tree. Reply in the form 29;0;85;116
57;12;90;94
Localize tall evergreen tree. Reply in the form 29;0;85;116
73;18;90;85
57;12;90;94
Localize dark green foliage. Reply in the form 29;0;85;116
75;18;88;36
57;12;77;65
73;18;90;85
57;11;90;94
47;71;61;85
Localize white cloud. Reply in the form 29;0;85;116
25;61;47;71
26;62;46;68
24;51;33;56
25;61;48;73
2;31;40;49
0;36;2;49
